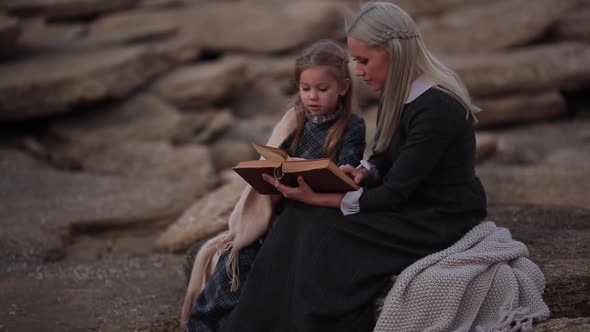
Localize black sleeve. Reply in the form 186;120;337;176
335;117;366;167
359;97;467;212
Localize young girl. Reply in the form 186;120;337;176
180;39;366;332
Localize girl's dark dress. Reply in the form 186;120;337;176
186;113;366;332
219;88;487;332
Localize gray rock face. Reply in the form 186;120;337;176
394;0;489;17
534;317;590;331
0;12;20;55
550;5;590;44
0;164;198;262
47;94;187;161
0;0;137;19
474;90;567;129
419;0;576;55
77;9;180;47
150;56;248;108
82;141;215;187
488;204;590;319
448;42;590;97
19;19;86;50
0;46;179;121
156;178;245;252
446;43;590;96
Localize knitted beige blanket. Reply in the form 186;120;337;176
374;221;550;332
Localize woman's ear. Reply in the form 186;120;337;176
340;78;351;96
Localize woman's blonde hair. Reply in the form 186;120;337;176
291;39;355;161
345;2;480;152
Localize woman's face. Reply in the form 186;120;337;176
347;37;390;92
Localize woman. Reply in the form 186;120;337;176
220;2;489;331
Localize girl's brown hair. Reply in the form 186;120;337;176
290;39;355;162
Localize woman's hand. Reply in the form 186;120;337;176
339;164;370;185
262;174;317;204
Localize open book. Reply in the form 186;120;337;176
232;143;360;195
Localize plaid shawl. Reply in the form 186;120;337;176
180;108;297;329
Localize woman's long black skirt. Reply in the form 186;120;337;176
219;201;479;332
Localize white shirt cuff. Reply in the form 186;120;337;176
340;188;363;215
358;160;380;182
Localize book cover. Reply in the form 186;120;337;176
233;144;359;195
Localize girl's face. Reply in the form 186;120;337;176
299;65;350;117
347;36;390;92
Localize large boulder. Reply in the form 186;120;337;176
419;0;576;55
0;154;199;262
474;90;567;129
550;5;590;44
0;46;181;121
488;204;590;318
0;0;136;19
81;141;216;190
19;18;85;50
150;56;248;109
156;177;245;252
448;42;590;97
0;12;20;55
46;94;189;162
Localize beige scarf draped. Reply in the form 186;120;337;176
180;108;297;329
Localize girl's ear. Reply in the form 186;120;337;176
340;78;351;96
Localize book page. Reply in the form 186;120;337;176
252;143;288;161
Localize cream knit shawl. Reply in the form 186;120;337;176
374;221;550;332
180;108;297;329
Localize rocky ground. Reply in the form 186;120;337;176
0;0;589;331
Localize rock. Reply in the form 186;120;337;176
104;1;347;53
534;317;590;331
184;1;347;53
448;42;590;97
19;18;86;50
0;148;48;171
0;12;20;55
0;0;136;20
76;9;180;47
0;162;198;262
81;141;216;191
150;56;248;109
393;0;489;17
419;0;576;55
46;94;188;161
485;114;590;165
224;114;286;146
0;46;180;121
474;90;567;129
488;204;590;318
550;6;590;44
209;139;258;172
190;109;235;144
475;132;497;162
229;78;291;119
0;254;185;331
478;164;590;208
139;0;188;9
156;178;245;252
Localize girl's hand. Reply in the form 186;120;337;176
339;164;370;185
261;174;316;204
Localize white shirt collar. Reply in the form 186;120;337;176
405;76;434;104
